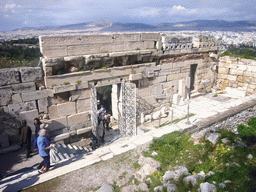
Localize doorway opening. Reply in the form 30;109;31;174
190;64;198;91
96;85;112;114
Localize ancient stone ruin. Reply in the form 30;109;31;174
0;32;220;148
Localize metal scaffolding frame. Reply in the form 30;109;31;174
119;82;137;137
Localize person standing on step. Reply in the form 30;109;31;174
34;118;42;137
20;120;32;158
37;129;52;173
100;105;106;126
37;123;50;170
32;118;42;149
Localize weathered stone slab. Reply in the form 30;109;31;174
114;33;141;42
19;67;42;83
44;71;92;88
229;69;243;76
20;109;39;133
77;127;92;135
96;77;121;87
53;133;70;142
42;116;67;132
141;33;161;41
129;73;143;81
38;98;48;113
218;67;229;74
226;87;246;97
0;86;12;106
76;81;89;89
76;99;90;113
48;93;69;105
161;63;173;70
68;44;100;56
137;87;152;98
8;101;37;116
0;86;12;96
70;89;90;101
53;84;77;94
158;75;167;83
67;111;90;127
22;89;53;102
12;93;22;104
0;68;20;86
12;82;36;94
48;105;58;119
57;102;76;117
41;46;68;58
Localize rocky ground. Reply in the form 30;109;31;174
22;105;256;192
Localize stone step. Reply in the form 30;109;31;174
190;92;203;99
73;145;79;150
57;152;65;161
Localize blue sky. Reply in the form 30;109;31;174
0;0;255;31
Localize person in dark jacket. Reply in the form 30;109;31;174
34;118;42;136
20;120;32;158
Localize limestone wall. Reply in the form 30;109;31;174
217;56;256;96
39;32;161;58
0;67;93;144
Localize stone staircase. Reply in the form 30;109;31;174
51;143;92;163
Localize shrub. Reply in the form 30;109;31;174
237;124;256;137
63;82;70;85
238;124;256;144
248;117;256;128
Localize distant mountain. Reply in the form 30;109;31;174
154;20;256;31
10;20;256;34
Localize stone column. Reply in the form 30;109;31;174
178;79;186;100
111;84;119;119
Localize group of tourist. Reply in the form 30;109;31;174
92;105;111;145
19;118;52;174
19;106;111;173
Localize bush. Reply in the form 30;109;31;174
248;117;256;128
238;124;256;144
238;124;256;137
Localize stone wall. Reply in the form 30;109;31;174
0;33;220;146
39;32;161;58
0;67;92;144
217;56;256;96
0;67;42;145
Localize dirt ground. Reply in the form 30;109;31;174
23;143;150;192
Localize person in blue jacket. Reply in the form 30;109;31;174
37;129;52;173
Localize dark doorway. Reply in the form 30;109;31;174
190;64;198;91
97;85;112;114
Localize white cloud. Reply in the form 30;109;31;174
133;7;161;17
172;5;186;10
4;3;16;9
